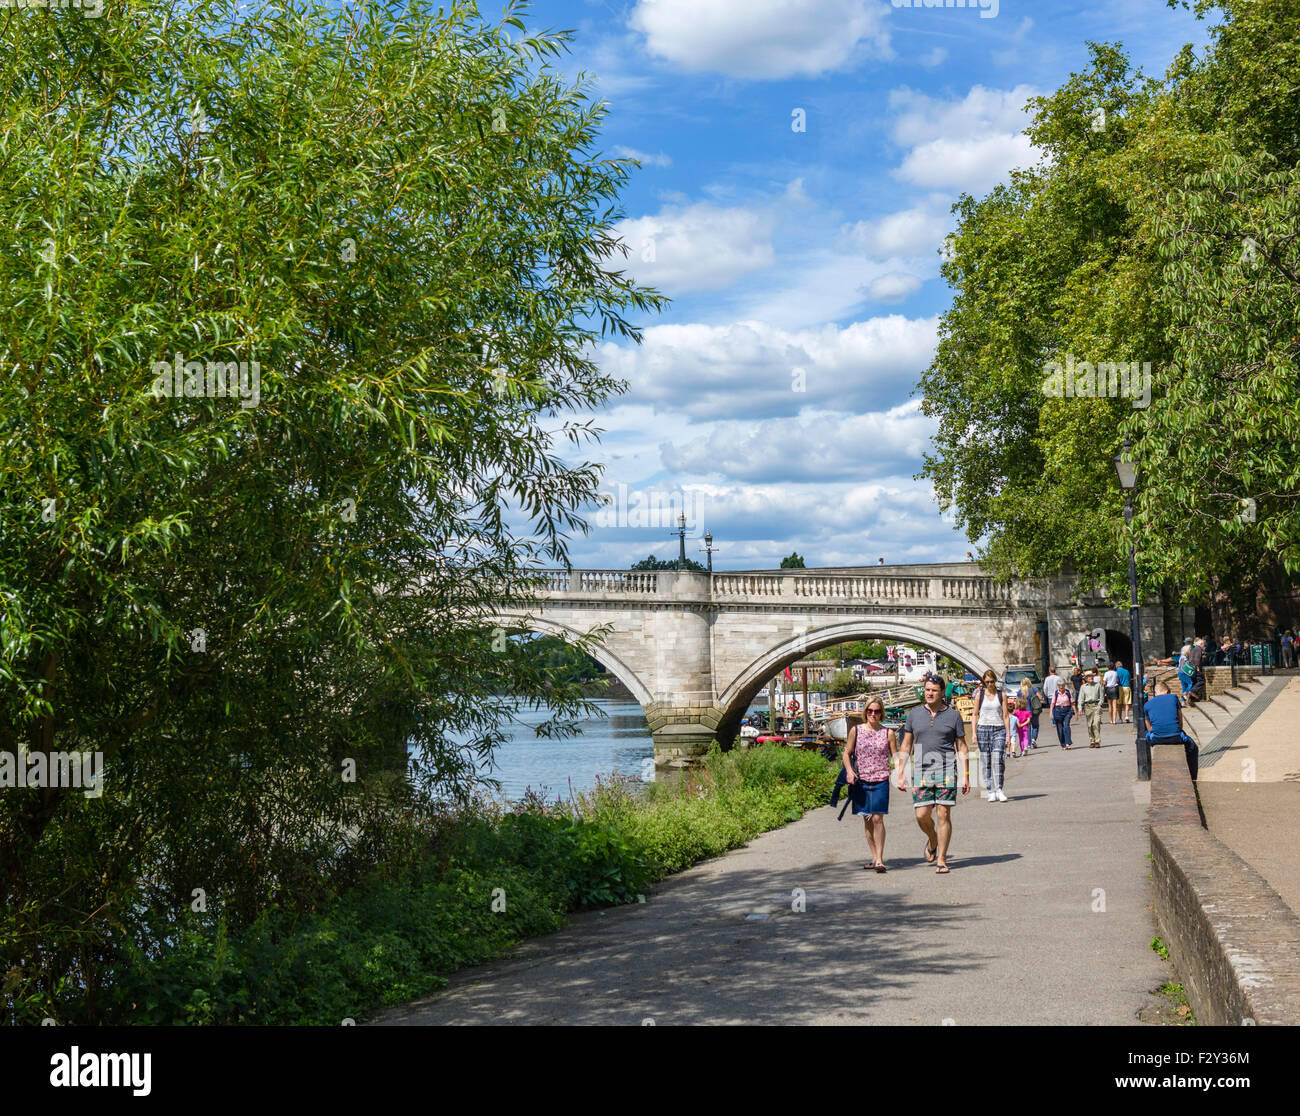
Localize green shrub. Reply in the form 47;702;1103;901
32;744;834;1025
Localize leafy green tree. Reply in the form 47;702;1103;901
828;670;858;698
780;552;806;568
920;42;1165;593
1130;0;1300;620
518;636;603;687
812;639;887;662
630;554;705;571
919;2;1300;630
0;0;663;1019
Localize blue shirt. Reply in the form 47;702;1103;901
1145;694;1181;738
1116;667;1131;687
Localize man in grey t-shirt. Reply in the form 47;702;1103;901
897;676;969;874
1043;668;1061;706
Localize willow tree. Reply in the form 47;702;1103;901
0;0;663;1016
919;0;1299;631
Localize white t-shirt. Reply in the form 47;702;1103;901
1103;669;1119;688
1043;673;1061;703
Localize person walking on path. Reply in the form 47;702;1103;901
1051;676;1076;749
1103;664;1120;725
1283;630;1295;669
1043;665;1061;709
1176;643;1194;700
1019;678;1043;747
973;669;1009;802
1010;696;1033;757
1078;669;1105;748
1069;663;1084;706
1188;637;1206;702
1144;680;1199;781
897;676;970;873
842;699;897;873
1115;661;1132;723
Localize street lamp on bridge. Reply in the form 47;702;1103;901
701;530;718;572
675;513;688;570
1113;438;1149;781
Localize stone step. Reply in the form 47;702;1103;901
1180;703;1220;746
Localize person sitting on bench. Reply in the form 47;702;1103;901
1144;679;1198;781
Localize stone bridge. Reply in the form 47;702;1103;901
497;563;1189;764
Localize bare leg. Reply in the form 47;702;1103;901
871;814;886;865
915;805;937;857
862;816;876;864
934;804;952;867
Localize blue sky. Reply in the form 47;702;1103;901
518;0;1213;570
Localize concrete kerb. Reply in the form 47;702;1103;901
1148;745;1300;1025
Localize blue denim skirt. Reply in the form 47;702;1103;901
851;779;890;816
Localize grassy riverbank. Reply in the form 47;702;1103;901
86;744;834;1025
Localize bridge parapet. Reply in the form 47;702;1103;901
790;573;931;602
529;569;660;596
712;572;784;598
529;567;1029;608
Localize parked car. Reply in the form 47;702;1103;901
1002;664;1042;692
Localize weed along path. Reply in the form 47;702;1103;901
374;720;1166;1026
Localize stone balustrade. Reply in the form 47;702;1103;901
528;567;1028;607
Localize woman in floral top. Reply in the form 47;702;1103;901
842;699;899;873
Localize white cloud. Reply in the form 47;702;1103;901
613;202;776;294
629;0;893;80
887;84;1042;192
889;84;1039;147
843;204;949;258
614;145;673;167
661;402;936;482
597;315;938;420
919;47;948;69
896;132;1038;191
864;272;922;303
569;474;962;569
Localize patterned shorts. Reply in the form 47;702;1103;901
911;758;958;808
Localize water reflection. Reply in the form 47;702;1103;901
410;699;773;803
411;699;654;803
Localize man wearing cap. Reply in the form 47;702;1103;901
1077;669;1106;748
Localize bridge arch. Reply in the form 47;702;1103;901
490;611;656;711
716;618;998;739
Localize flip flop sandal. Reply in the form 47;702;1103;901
875;863;887;873
923;842;937;864
935;864;950;874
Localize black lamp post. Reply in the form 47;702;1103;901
676;513;687;570
1114;438;1148;780
702;530;716;572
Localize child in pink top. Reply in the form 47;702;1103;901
1011;697;1033;757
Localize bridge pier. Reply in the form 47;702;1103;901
646;702;724;766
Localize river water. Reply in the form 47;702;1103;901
418;698;782;802
464;699;655;802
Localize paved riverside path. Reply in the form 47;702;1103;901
375;718;1167;1026
1199;674;1300;917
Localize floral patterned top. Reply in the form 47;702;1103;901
854;725;891;782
